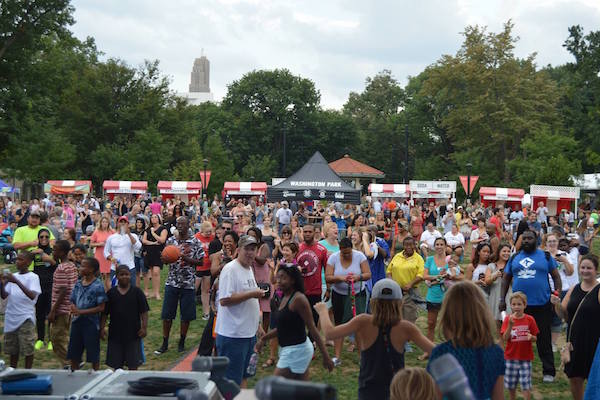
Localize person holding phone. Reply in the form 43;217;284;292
216;234;266;386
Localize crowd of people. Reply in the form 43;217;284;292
1;192;600;399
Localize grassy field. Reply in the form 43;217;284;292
3;240;597;399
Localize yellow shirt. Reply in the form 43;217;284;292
386;251;424;288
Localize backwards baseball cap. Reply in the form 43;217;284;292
238;234;258;248
118;216;128;223
371;278;403;300
29;209;41;217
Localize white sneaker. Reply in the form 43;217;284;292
543;375;555;383
332;357;342;367
552;344;557;353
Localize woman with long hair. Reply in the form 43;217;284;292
422;237;462;360
261;215;277;255
409;208;424;243
255;264;334;380
142;214;167;300
90;216;114;290
466;242;492;299
315;279;434;400
290;216;303;243
391;222;410;258
325;237;372;365
427;281;505;400
543;232;576;351
247;227;274;356
552;254;600;400
486;243;512;335
263;241;299;369
32;228;57;350
131;218;147;289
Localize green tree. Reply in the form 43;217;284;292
343;70;405;181
172;134;236;196
550;25;600;172
508;128;581;186
239;155;278;182
414;21;561;184
222;69;321;175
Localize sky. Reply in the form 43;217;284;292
70;0;600;109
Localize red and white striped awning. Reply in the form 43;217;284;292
530;185;580;200
157;181;202;195
368;183;410;198
479;187;525;202
44;180;92;195
223;182;267;196
102;180;148;194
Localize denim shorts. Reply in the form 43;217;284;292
215;335;256;385
161;285;196;321
67;318;100;363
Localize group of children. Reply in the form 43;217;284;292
1;240;149;371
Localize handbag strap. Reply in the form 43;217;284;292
567;284;598;342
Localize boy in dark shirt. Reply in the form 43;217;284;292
100;265;149;370
68;257;107;371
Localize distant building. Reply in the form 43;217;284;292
177;52;214;105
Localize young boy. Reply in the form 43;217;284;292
501;292;539;400
1;251;41;368
48;240;78;367
100;265;149;370
67;257;107;371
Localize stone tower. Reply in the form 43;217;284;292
189;53;210;93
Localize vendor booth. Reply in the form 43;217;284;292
368;183;410;198
102;180;148;199
479;187;525;209
223;182;267;197
530;184;580;215
409;180;456;203
267;151;361;204
44;180;92;195
157;181;202;200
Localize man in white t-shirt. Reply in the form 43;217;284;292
275;201;293;234
419;222;442;258
372;198;382;214
215;235;265;386
536;201;548;224
1;251;41;368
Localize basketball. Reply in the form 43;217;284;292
161;245;181;264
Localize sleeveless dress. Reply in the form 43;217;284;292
358;325;405;400
565;284;600;379
143;226;166;268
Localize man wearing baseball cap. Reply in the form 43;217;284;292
104;216;141;286
216;234;266;386
13;209;55;270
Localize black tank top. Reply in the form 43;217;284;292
358;325;405;400
566;283;600;337
277;292;307;347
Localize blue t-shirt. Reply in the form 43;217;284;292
427;341;505;400
70;278;108;328
505;249;557;306
366;238;390;292
424;256;448;304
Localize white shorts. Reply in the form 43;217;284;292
277;337;314;374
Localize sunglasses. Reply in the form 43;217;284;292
282;232;291;235
39;235;50;239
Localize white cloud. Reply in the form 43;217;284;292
70;0;600;109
